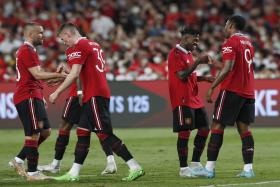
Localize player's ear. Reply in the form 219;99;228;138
29;30;35;39
229;22;234;30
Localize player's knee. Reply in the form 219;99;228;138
26;133;40;140
46;128;51;136
211;121;225;131
60;120;73;131
40;128;51;139
237;121;250;134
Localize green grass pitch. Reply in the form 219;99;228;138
0;128;279;187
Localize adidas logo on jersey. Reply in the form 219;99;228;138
222;47;232;54
68;52;81;60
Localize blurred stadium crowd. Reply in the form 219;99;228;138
0;0;280;82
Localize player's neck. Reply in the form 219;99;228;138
74;36;86;45
176;44;191;54
24;40;35;49
230;31;242;37
176;43;191;53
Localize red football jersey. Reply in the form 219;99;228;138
68;82;78;97
168;44;204;109
220;33;255;98
66;38;110;103
13;42;43;105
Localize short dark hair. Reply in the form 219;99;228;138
179;26;200;36
23;22;42;36
227;15;246;30
57;23;79;36
23;22;41;31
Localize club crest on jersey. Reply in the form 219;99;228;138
68;52;81;60
222;47;232;54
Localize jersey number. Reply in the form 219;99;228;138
15;58;21;81
244;49;252;73
93;48;105;72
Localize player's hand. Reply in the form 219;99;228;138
49;92;59;104
207;56;213;65
57;63;71;74
61;71;68;77
56;63;65;73
197;54;213;64
206;87;214;103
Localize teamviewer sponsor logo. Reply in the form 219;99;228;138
68;52;81;60
222;47;232;54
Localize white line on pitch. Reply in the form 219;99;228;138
2;174;116;181
2;178;21;181
80;174;98;177
1;175;97;181
199;180;280;187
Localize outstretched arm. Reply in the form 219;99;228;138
49;64;82;103
28;66;65;80
206;60;234;103
45;63;70;87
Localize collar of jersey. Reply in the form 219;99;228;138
231;32;244;37
24;41;36;51
75;37;87;44
176;44;191;55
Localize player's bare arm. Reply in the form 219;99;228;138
28;66;66;80
176;55;212;81
45;64;70;87
49;64;82;103
45;77;65;87
206;59;235;103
